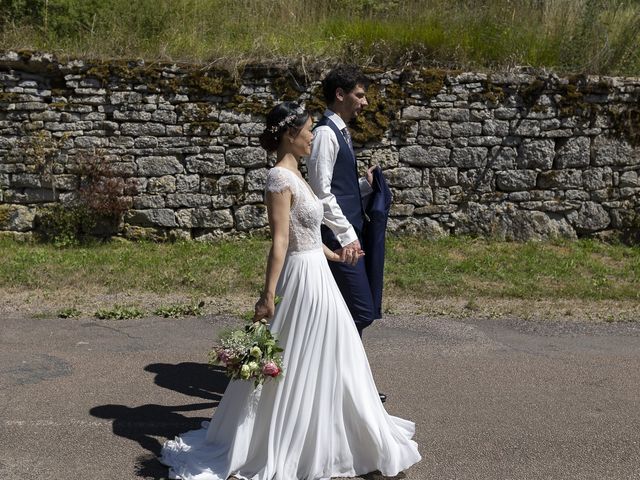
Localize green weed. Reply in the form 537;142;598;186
95;305;145;320
154;301;205;318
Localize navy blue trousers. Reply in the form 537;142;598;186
327;252;375;335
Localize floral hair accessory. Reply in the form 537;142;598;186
267;105;306;133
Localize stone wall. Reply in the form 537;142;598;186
1;51;639;241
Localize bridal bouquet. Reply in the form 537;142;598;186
209;319;284;387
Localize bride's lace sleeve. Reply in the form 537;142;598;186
265;168;293;195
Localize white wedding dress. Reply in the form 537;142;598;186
160;166;421;480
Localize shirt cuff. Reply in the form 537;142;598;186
337;226;358;247
359;176;373;197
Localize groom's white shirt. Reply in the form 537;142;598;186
308;109;372;247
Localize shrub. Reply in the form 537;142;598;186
36;203;95;247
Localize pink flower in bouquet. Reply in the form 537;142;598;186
217;349;232;365
262;361;281;378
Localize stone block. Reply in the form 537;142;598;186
537;169;582;189
121;122;166;136
496;170;538;191
176;174;200;193
125;208;177;227
387;216;446;238
555;137;590;168
10;173;42;188
0;204;35;231
7;188;56;203
136;156;183;176
451;147;488;168
132;195;165;209
113;111;152;122
370;149;399;168
458;169;494;193
619;171;639;187
468;136;501;147
567;201;610;231
393;187;433;206
402;106;431;120
482;119;510;137
165;193;212;208
494;108;518;120
226;147;266;168
218;175;245;194
234;204;268;231
431;167;458;187
54;174;79;191
390;204;415;216
451;122;482;137
246;168;269;191
512;119;541;136
384;167;422;188
592;136;636;166
400;145;449;167
134;136;159;148
74;136;108;148
437;108;469;122
176;208;234;229
517;139;554;169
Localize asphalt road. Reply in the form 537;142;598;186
1;312;639;480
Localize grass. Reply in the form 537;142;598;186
384;236;640;302
0;0;639;75
0;237;269;296
1;236;638;304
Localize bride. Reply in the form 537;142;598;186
160;102;421;480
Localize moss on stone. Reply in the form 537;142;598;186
0;92;19;103
351;83;400;144
519;79;546;109
390;119;417;141
83;59;237;97
183;70;232;96
609;106;640;147
412;68;446;100
558;83;585;116
470;79;506;105
122;224;169;242
16;49;34;62
271;75;301;101
188;121;220;133
0;205;11;228
305;85;326;117
231;95;271;115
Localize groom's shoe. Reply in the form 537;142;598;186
379;392;387;403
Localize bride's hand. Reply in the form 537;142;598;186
332;247;365;264
253;292;275;322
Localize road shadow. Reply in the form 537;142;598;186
90;362;229;479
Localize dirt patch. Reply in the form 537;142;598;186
0;287;256;319
1;287;637;323
384;295;639;323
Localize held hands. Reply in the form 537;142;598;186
335;239;365;267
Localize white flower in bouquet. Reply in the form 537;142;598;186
209;318;284;388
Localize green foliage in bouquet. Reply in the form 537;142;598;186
209;320;284;388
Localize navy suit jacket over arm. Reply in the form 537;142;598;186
362;166;392;320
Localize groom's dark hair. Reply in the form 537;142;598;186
321;65;369;104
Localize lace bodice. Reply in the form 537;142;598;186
265;167;324;253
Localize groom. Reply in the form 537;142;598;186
308;65;386;374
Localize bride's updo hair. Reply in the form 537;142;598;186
259;102;310;153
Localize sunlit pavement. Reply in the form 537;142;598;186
1;313;639;479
